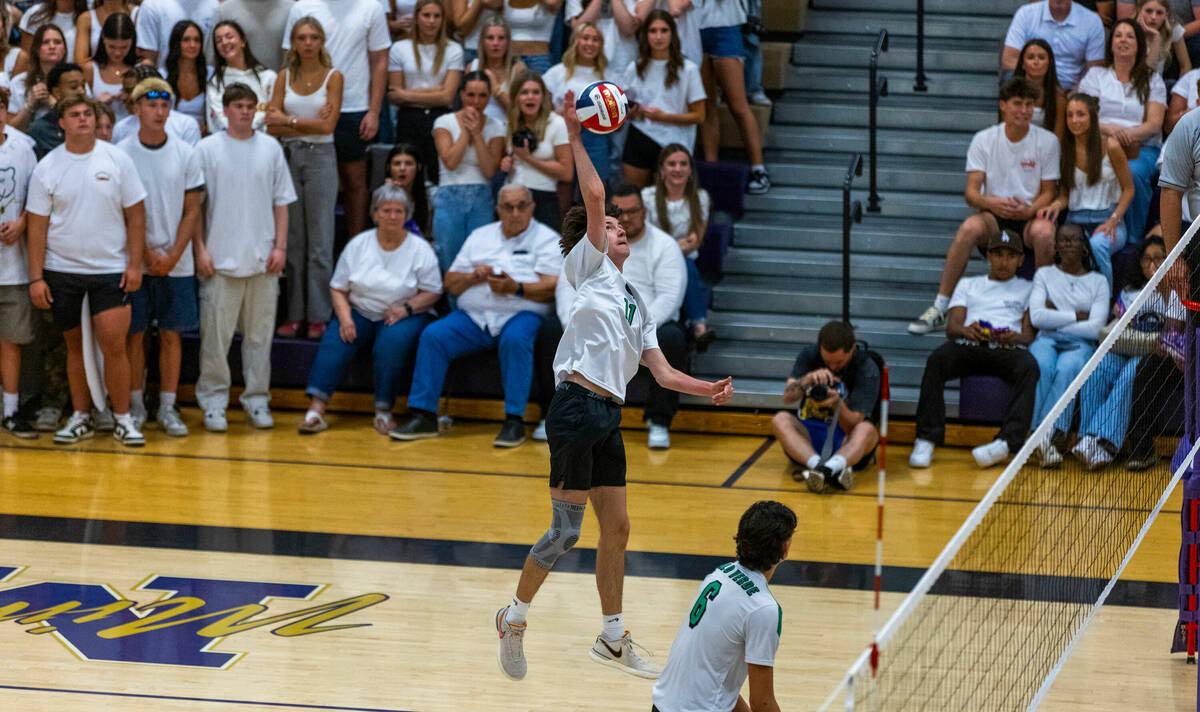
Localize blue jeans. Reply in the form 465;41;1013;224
682;258;709;324
462;48;478;66
518;53;552;74
1030;333;1096;432
305;308;434;411
581;128;610;184
608;123;629;183
1067;207;1127;290
1078;351;1140;449
432;183;494;273
408;309;544;417
1125;145;1160;242
742;0;762;94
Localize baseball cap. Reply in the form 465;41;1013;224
987;229;1023;254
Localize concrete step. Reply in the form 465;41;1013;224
774;98;995;133
706;312;949;351
679;376;952;417
733;215;961;257
809;0;1021;16
743;187;969;222
785;66;998;99
720;247;983;285
767;125;972;158
695;341;934;385
804;9;1014;42
712;276;933;319
765;155;964;194
792;38;1000;75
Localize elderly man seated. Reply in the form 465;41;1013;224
391;183;564;448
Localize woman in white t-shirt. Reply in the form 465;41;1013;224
505;0;561;75
207;20;275;134
81;12;136;123
266;15;344;340
451;0;498;66
638;0;700;65
1077;19;1166;243
9;24;66;129
300;184;443;436
465;15;524;123
566;0;637;75
18;0;82;63
382;0;417;40
1028;224;1111;468
1014;39;1066;138
620;10;705;188
1135;0;1191;76
432;70;505;270
501;70;573;229
544;22;610;182
164;20;207;132
388;0;463;185
1166;65;1200;131
73;0;134;62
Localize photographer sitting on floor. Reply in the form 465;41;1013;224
771;321;881;494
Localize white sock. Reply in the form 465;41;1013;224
114;412;134;427
304;409;322;422
933;294;950;312
505;596;529;625
130;389;145;415
375;409;390;420
751;163;766;173
602;612;625;641
159;391;176;410
826;454;847;474
806;454;821;469
3;392;17;418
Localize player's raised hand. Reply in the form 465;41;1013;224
563;90;581;140
710;377;733;406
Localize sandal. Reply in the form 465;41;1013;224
298;413;328;435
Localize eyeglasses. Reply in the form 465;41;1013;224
139;90;172;101
498;201;532;212
612;206;644;218
1141;254;1165;265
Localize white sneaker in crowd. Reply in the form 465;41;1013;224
1072;435;1112;471
35;407;61;432
246;406;274;429
158;407;189;437
749;89;772;106
908;306;946;335
1036;438;1062;469
204;409;227;433
92;408;115;431
53;411;94;444
909;438;934;468
113;418;145;447
972;439;1010;468
532;419;547;441
647;423;670;449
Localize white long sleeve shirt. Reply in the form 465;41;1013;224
1029;265;1110;339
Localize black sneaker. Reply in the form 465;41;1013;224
494;418;526;448
1125;451;1158;472
747;168;770;195
2;414;37;439
389;410;439;441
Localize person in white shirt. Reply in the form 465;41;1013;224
504;0;563;74
163;20;207;131
118;78;204;437
1118;0;1200;69
1077;18;1167;247
908;78;1058;335
112;64;203;146
192;82;297;433
390;182;562;446
651;500;795;712
638;0;701;66
910;230;1039;471
0;89;40;439
206;20;277;133
300;184;442;435
450;0;499;66
213;0;293;71
464;15;525;124
282;0;391;239
500;71;573;231
494;92;732;683
9;24;68;131
1135;0;1192;76
1027;224;1110;468
18;0;84;64
387;0;463;184
135;0;218;69
81;11;138;125
75;0;137;65
566;0;637;80
543;22;612;184
26;93;148;447
1002;0;1106;90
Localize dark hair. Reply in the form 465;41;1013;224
93;12;137;66
998;76;1041;103
652;142;704;240
1126;235;1166;291
0;86;10;108
560;203;621;255
57;94;92;117
734;501;797;573
165;20;206;108
29;0;86;30
385;143;431;238
28;24;67;89
1060;93;1104;196
211;20;265;90
610;182;642;200
460;69;491;92
46;62;82;91
93;99;114;124
1013;39;1060;132
221;81;257;106
1056;223;1100;273
1107;18;1151;105
636;9;684;88
817;321;856;353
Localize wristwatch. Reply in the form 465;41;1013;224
515;283;525;298
404;302;413;317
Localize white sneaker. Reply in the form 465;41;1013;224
204;409;227;432
647;423;670;449
131;409;147;431
589;632;661;679
1036;438;1062;469
92;408;115;431
749;89;771;106
34;407;61;432
246;406;274;429
495;606;527;681
532;419;547;441
1072;435;1112;472
908;306;946;335
972;439;1010;468
747;168;771;195
157;407;189;437
909;438;934;468
113;419;145;447
53;411;94;444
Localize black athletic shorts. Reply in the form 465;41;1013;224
547;382;626;490
42;270;131;332
621;124;662;172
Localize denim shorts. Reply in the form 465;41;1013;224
701;25;744;59
129;275;199;334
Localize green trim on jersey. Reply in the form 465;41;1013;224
777;603;783;635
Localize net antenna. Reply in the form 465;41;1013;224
821;217;1200;711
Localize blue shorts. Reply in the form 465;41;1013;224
701;26;744;59
334;110;368;163
129;275;199;335
791;417;876;471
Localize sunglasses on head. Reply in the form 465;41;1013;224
140;90;171;101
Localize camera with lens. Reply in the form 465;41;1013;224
512;128;538;152
807;383;830;402
742;16;766;37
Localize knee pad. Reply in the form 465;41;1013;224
529;499;586;570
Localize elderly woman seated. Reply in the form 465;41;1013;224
299;184;443;435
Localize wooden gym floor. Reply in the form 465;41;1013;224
0;407;1193;711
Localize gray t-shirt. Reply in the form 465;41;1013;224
215;0;293;71
1159;106;1200;218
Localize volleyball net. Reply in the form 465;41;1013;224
819;217;1200;711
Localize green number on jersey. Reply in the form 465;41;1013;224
688;581;722;628
624;298;636;325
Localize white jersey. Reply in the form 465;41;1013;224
552;235;658;404
652;563;781;712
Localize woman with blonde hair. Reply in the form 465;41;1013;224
388;0;462;184
466;15;524;123
544;21;610;182
1134;0;1191;75
266;16;344;341
501;70;573;228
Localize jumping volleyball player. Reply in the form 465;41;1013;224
495;88;735;681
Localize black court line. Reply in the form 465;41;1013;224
721;437;775;487
0;513;1178;610
4;442;1179;516
0;684;412;711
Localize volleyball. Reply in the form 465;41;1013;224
575;81;628;135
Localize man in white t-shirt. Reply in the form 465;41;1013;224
193;83;297;432
112;65;203;147
283;0;390;239
119;79;205;437
1001;0;1105;90
651;500;794;712
909;77;1058;336
910;230;1039;471
136;0;219;69
0;87;39;439
390;183;562;447
26;94;148;447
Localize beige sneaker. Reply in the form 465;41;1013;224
588;632;661;679
495;606;527;681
